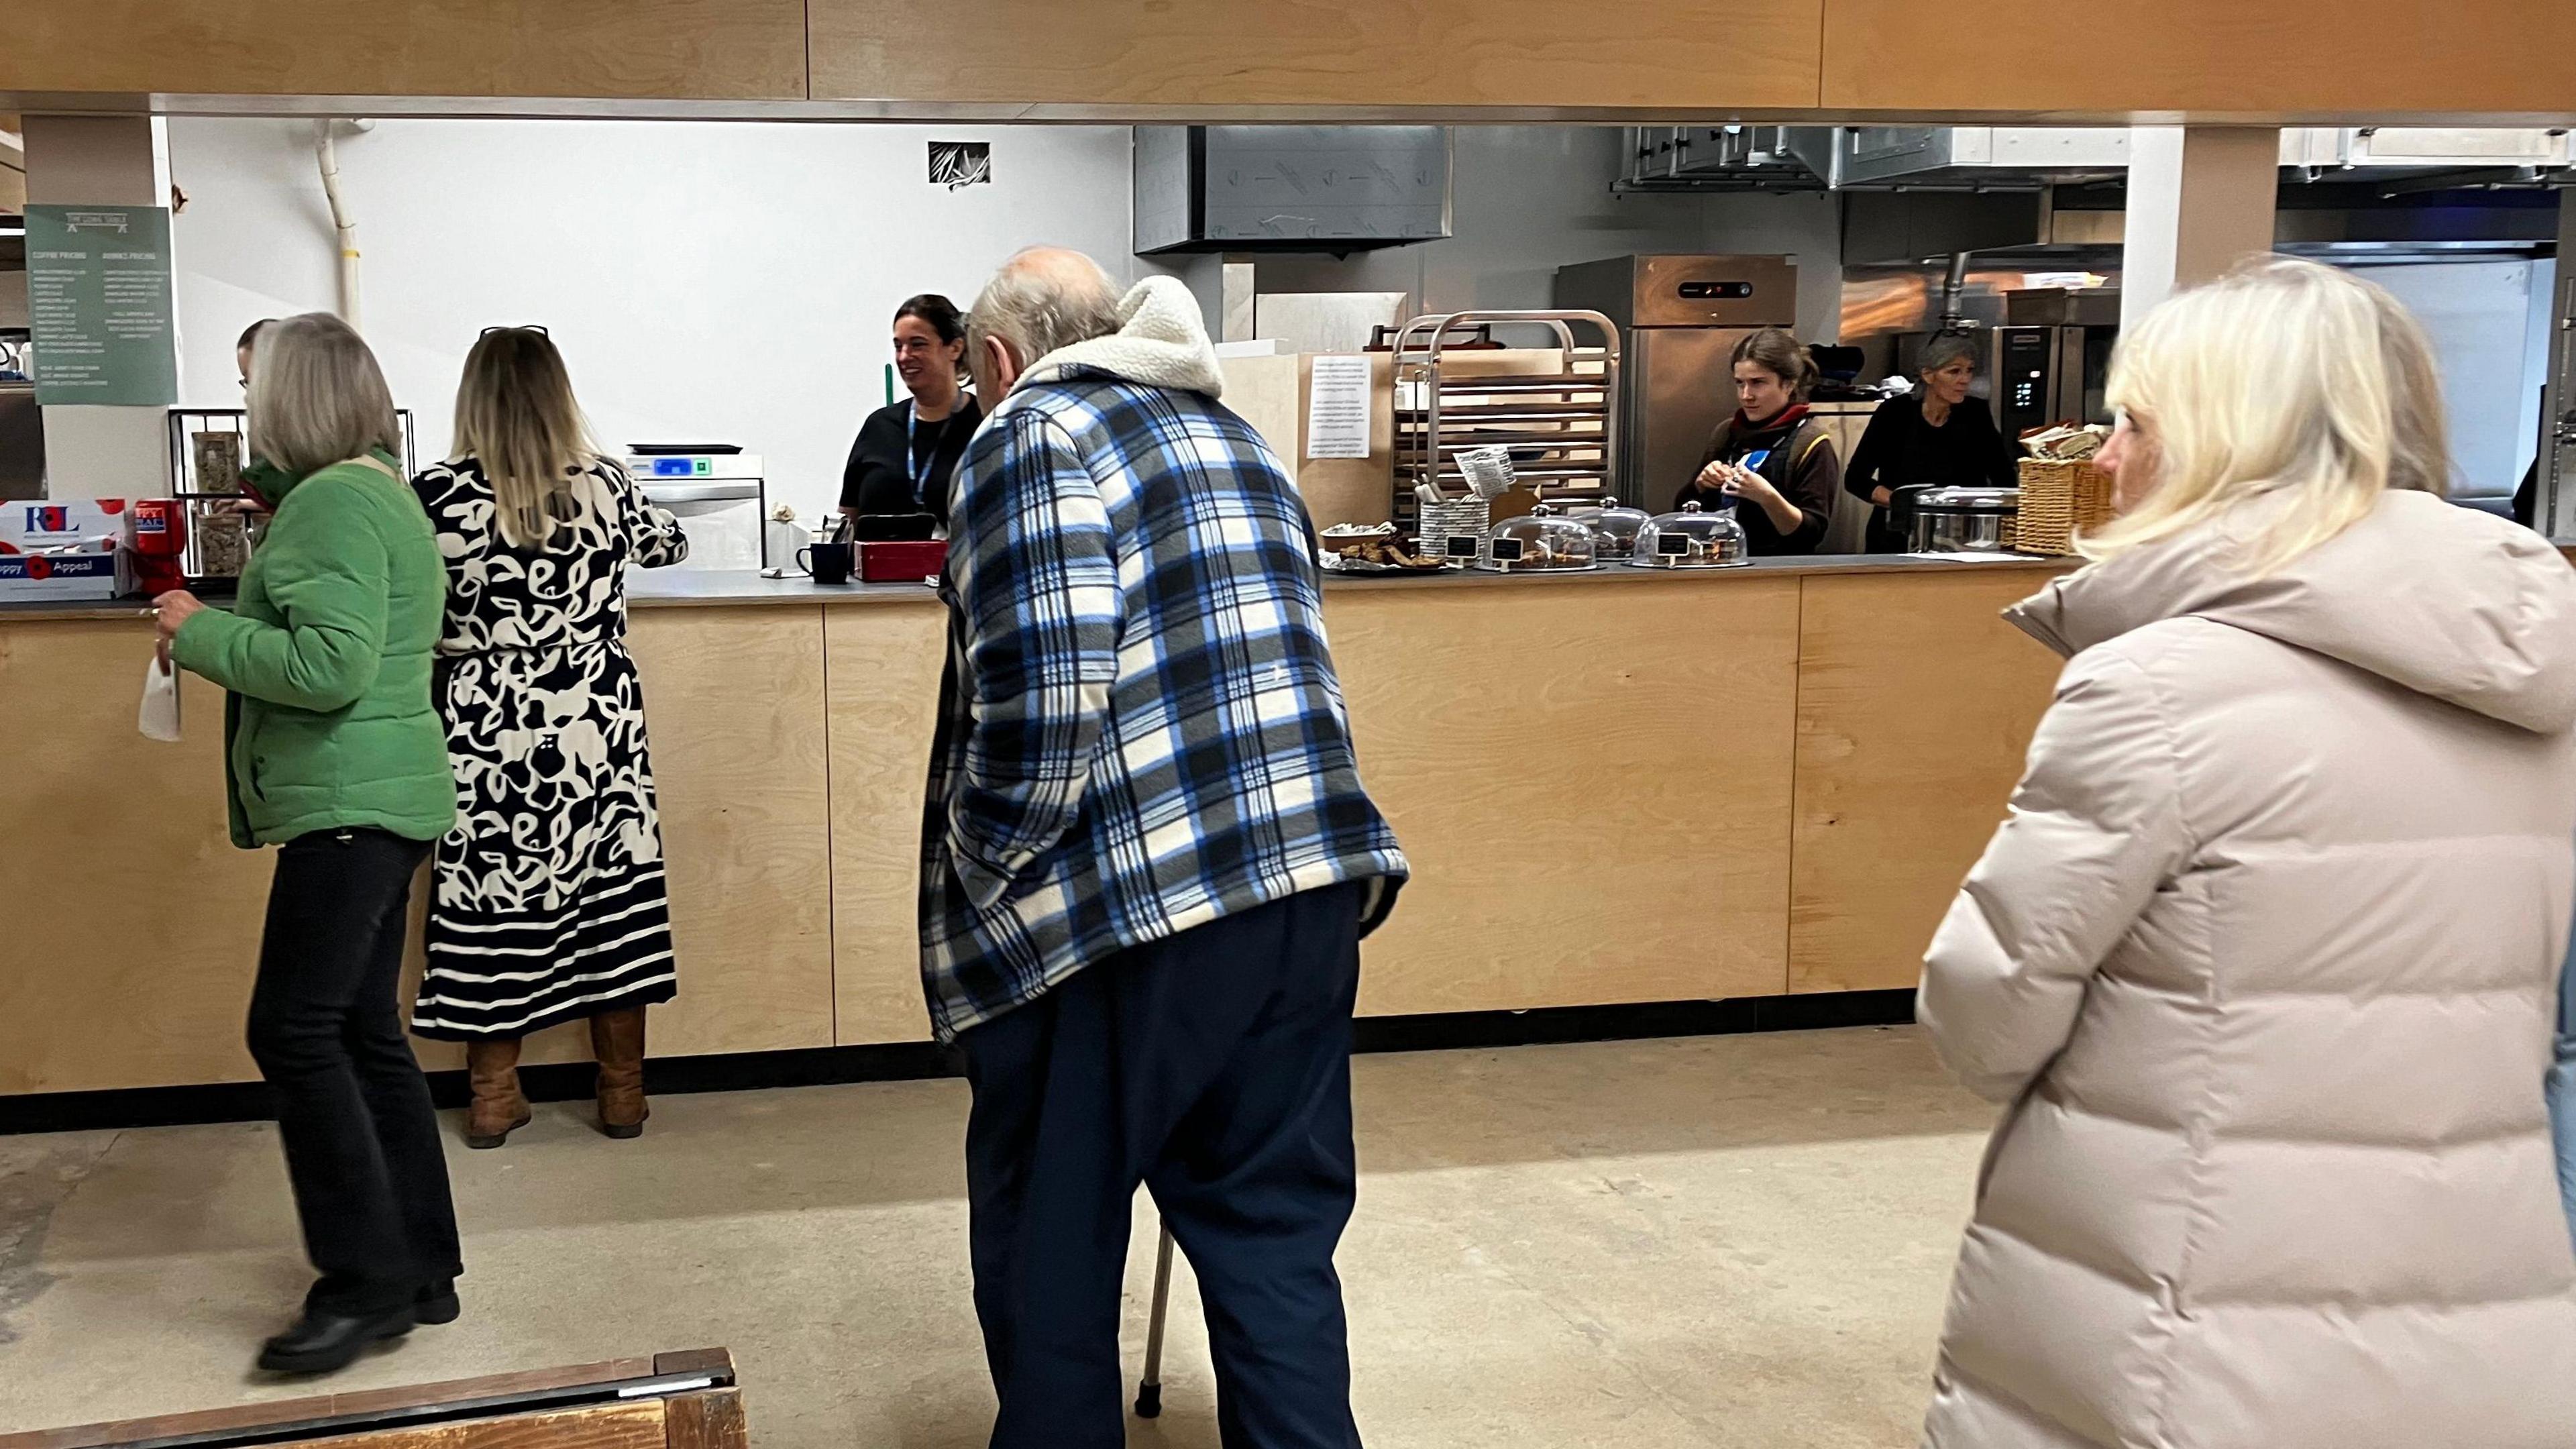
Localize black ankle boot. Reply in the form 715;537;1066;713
416;1279;460;1326
256;1302;417;1375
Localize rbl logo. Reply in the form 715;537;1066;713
21;505;70;534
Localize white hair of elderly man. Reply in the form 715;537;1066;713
967;246;1126;396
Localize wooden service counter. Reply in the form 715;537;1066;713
0;557;2067;1096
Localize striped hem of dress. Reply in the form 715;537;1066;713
409;971;678;1042
417;863;680;1039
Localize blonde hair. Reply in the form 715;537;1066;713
451;327;598;548
245;313;400;479
2082;256;2451;573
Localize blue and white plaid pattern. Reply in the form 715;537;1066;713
918;370;1408;1040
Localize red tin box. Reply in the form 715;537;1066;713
859;538;948;583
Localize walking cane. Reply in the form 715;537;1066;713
1134;1222;1177;1418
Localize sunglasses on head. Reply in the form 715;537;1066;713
480;325;549;337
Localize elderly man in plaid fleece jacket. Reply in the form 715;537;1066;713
923;246;1408;1448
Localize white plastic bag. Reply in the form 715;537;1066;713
139;653;182;742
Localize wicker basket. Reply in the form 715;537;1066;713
2012;459;2115;556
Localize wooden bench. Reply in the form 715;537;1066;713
0;1350;747;1449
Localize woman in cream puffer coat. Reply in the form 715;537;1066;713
1918;258;2576;1449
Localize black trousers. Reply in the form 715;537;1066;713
958;882;1371;1449
248;827;463;1315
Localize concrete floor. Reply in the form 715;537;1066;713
0;1026;1992;1448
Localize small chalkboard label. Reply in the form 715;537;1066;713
1656;533;1692;557
1488;537;1527;563
1444;534;1481;559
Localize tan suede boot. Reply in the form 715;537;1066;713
590;1008;649;1139
464;1037;532;1149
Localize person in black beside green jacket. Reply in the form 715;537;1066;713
154;313;463;1377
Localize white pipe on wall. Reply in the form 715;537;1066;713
314;120;361;331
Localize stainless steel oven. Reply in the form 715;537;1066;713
1988;288;2119;439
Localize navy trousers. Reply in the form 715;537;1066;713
957;881;1369;1449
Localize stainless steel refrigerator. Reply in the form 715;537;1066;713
1552;254;1799;505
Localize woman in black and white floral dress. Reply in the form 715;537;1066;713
411;327;689;1147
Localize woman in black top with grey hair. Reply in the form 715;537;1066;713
840;294;983;535
1844;333;2022;553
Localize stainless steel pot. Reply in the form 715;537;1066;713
1907;486;2021;553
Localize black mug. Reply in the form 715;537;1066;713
797;541;855;586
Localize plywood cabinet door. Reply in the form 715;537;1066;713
5;0;808;99
1327;576;1803;1016
1819;0;2576;116
0;620;269;1093
808;0;1825;110
1787;569;2063;993
822;603;949;1046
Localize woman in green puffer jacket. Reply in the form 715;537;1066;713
155;312;463;1377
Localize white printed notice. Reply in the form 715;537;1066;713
1305;354;1373;461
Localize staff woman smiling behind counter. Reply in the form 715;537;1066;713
1843;333;2020;553
839;294;981;535
1672;328;1842;555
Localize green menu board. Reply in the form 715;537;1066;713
25;203;180;406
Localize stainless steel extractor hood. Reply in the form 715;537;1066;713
1790;127;2132;190
1621;126;2576;195
1133;125;1452;254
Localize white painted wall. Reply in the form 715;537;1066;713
1252;127;1845;340
167;118;1146;524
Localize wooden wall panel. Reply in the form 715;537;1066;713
5;0;807;101
809;0;1825;111
822;601;949;1046
1326;576;1802;1015
0;619;269;1094
1786;568;2063;994
412;605;841;1071
1821;0;2576;119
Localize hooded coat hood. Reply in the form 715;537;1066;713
1017;274;1226;399
2006;488;2576;733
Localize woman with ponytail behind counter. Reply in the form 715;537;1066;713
1672;327;1843;555
839;294;982;537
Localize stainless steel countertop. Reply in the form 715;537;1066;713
1318;552;2069;593
0;553;2070;623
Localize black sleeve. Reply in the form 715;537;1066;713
1844;401;1902;502
839;407;906;514
839;409;878;511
